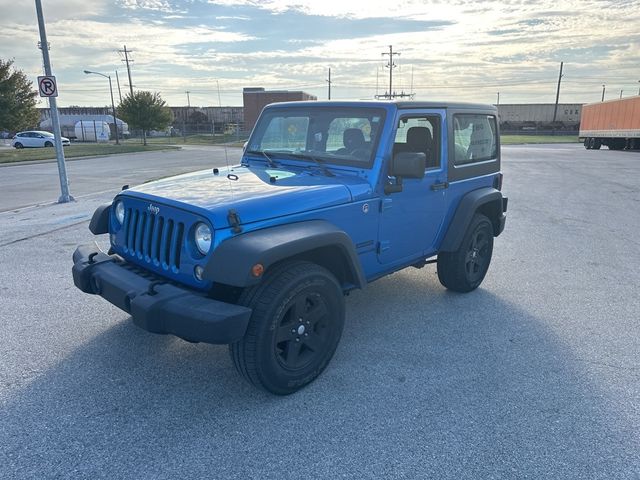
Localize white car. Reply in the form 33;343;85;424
11;131;70;149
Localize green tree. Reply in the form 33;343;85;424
0;59;40;132
118;91;173;145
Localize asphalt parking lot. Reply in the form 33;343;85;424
1;144;639;479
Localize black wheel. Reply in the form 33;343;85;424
584;137;591;149
592;138;601;150
229;261;345;395
589;137;596;149
14;142;23;149
44;141;53;147
437;214;494;293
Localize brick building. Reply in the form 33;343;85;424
242;87;317;132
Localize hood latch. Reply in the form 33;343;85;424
227;209;242;234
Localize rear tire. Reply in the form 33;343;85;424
44;141;53;147
584;137;591;149
229;261;345;395
592;138;601;150
437;214;494;293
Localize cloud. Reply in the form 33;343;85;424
118;0;180;13
2;0;640;106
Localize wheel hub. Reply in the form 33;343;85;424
297;324;305;335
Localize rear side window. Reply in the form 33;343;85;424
453;114;497;165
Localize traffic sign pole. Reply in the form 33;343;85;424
35;0;73;203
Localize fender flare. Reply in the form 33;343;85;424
439;187;505;252
203;220;366;289
89;203;111;235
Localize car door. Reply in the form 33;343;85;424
26;132;39;147
15;133;30;147
377;109;448;265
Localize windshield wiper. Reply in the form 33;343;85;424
280;151;335;177
247;149;278;168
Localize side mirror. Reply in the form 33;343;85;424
390;152;426;179
385;152;426;194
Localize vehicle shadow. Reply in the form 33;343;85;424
1;269;636;479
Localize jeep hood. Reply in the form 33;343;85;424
124;164;371;228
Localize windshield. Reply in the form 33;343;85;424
246;107;386;167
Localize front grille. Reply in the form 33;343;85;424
122;207;185;271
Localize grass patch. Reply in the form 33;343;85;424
123;133;248;146
0;143;180;164
501;134;580;145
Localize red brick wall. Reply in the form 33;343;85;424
243;89;317;132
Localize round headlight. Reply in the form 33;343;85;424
194;223;212;255
114;200;125;224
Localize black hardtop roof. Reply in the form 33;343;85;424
265;100;497;111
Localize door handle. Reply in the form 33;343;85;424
430;181;449;191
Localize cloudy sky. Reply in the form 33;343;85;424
1;0;639;107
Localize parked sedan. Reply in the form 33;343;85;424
11;131;70;149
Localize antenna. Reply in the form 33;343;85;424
217;79;234;199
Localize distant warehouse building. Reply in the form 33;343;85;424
498;103;583;132
243;87;317;132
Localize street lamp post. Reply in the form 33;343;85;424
83;70;119;144
601;84;606;102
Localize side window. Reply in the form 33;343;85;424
453;114;498;165
393;116;441;168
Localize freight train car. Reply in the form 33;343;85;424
498;103;582;132
580;97;640;150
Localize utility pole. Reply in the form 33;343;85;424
115;70;122;103
552;61;563;123
620;90;623;99
186;90;191;108
410;65;414;98
119;45;134;96
496;92;500;105
35;0;72;203
326;68;332;100
382;45;399;99
602;84;606;102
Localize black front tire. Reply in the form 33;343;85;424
584;137;591;149
14;142;23;149
437;214;494;293
230;261;345;395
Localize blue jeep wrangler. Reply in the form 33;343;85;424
72;101;507;394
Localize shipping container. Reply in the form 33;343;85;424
579;97;640;150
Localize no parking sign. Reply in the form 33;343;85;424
38;75;58;97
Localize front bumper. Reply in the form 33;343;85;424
72;243;252;344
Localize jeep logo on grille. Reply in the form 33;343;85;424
147;204;160;215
